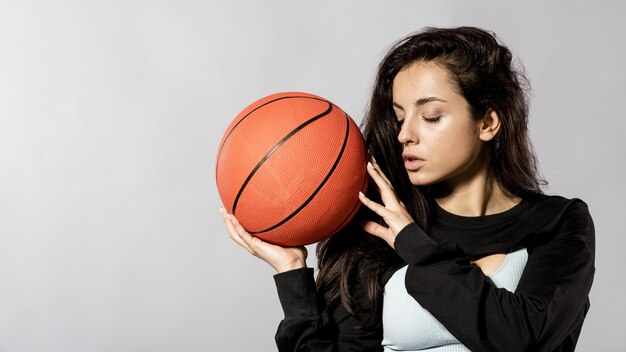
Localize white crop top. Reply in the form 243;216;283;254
382;248;528;351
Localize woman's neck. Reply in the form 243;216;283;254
433;170;521;217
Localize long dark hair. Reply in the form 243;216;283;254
316;26;546;327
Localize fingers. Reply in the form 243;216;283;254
359;157;415;247
361;220;389;238
370;157;394;189
366;160;403;208
229;213;258;249
220;206;310;273
367;162;385;189
367;161;396;195
358;191;389;217
220;206;255;254
361;220;395;249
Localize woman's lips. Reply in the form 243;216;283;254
404;158;425;171
402;152;425;171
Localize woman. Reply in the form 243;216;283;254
220;26;595;351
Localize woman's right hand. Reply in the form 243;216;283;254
220;206;308;273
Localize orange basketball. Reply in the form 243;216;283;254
216;92;368;246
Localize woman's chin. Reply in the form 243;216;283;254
407;173;438;187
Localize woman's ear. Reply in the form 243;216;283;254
479;109;501;142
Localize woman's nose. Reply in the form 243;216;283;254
397;121;418;145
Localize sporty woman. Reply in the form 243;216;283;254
221;26;595;352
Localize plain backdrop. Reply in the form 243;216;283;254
1;1;624;351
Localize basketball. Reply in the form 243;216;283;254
216;92;368;246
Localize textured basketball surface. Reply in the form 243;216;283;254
216;92;368;246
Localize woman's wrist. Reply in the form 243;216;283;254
274;260;307;274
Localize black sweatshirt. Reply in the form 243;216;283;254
273;194;595;352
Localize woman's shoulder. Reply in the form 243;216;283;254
525;193;590;218
522;193;593;243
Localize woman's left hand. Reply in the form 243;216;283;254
358;159;415;249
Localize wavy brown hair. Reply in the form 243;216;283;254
316;26;546;328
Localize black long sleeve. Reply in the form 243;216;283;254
394;196;595;352
273;268;383;352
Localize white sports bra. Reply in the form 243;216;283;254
382;248;528;351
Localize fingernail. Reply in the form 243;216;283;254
219;206;231;220
359;191;365;198
367;162;374;169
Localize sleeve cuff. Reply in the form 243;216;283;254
394;222;460;265
273;267;319;318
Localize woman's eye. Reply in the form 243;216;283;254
396;119;405;127
422;116;441;123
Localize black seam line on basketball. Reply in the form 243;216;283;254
321;193;360;243
323;134;368;240
232;100;334;214
216;95;330;179
249;108;350;235
314;112;366;242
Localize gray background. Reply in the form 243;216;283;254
1;1;624;351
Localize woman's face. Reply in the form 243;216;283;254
392;61;487;188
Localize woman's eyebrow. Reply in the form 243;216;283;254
393;96;447;110
415;96;447;105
